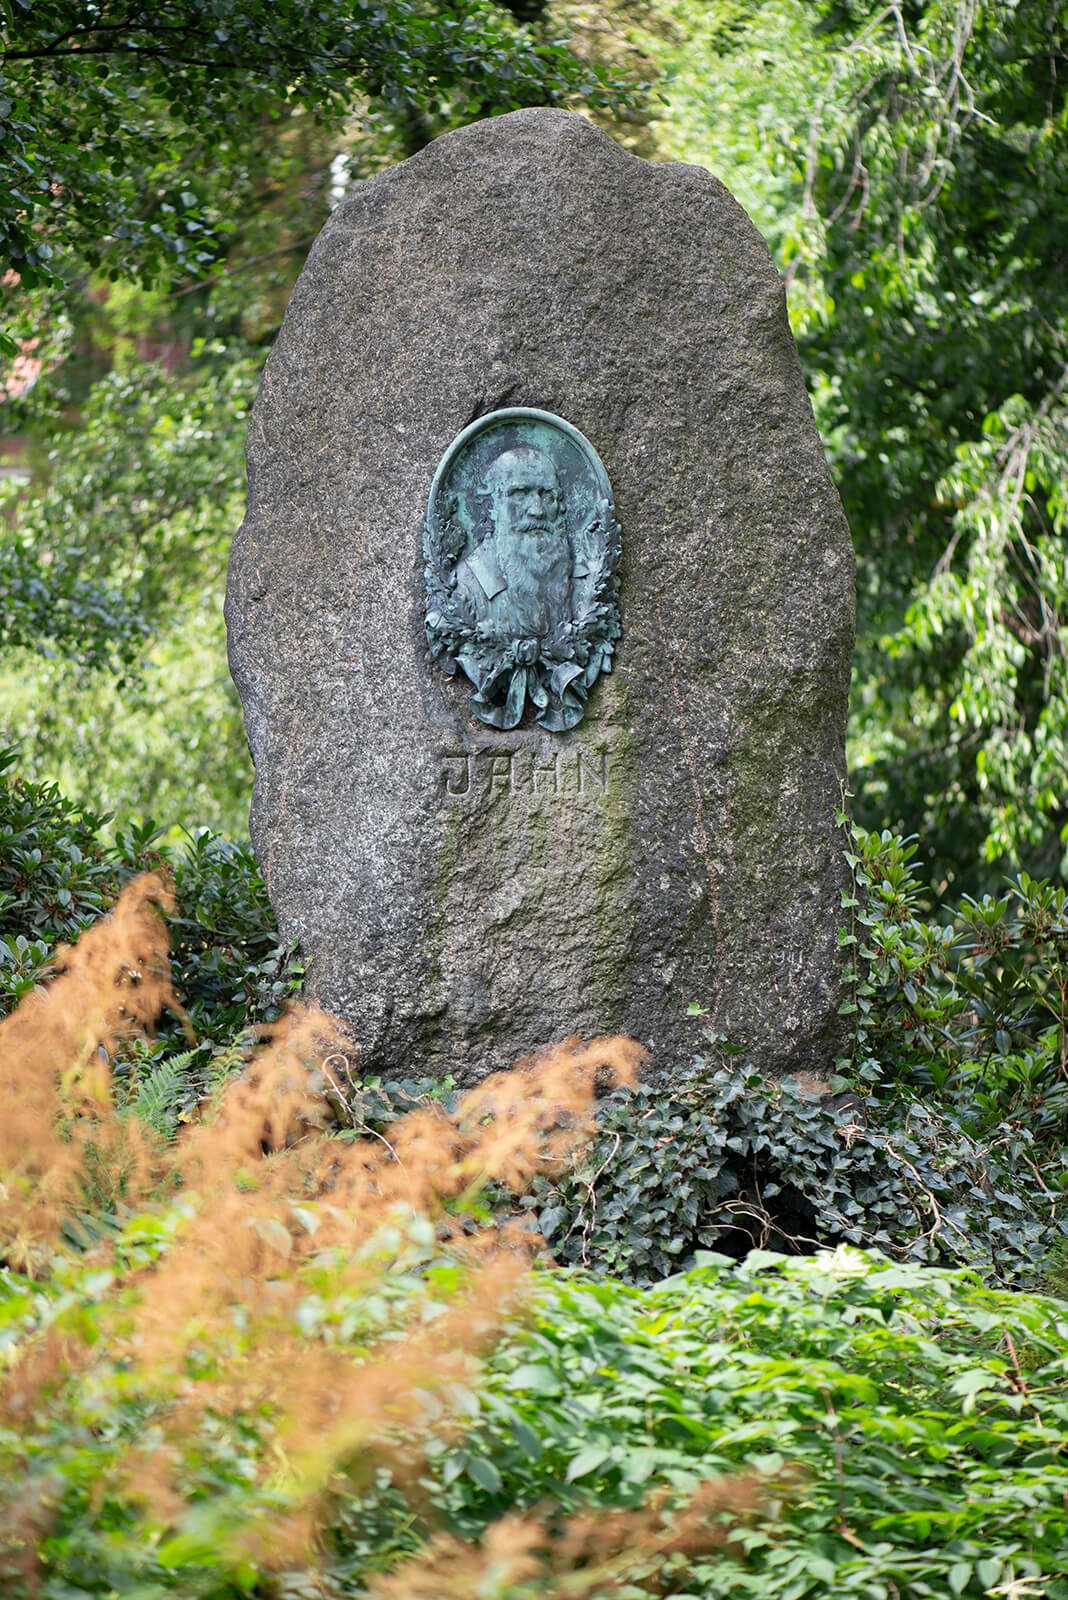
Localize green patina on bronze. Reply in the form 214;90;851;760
424;408;621;731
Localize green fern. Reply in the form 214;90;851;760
203;1036;255;1093
130;1047;199;1140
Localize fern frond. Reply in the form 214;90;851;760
130;1047;198;1140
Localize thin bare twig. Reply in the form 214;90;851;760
578;1129;621;1267
169;238;318;298
1002;1328;1042;1420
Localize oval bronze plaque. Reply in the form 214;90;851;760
423;408;621;731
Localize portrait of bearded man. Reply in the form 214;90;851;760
424;408;621;732
452;444;574;659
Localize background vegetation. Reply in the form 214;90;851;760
2;2;1067;1595
4;0;1066;889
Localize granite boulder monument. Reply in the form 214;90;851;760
225;108;856;1082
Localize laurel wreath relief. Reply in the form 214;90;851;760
424;495;622;733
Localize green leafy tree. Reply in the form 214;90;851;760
0;1;641;828
636;0;1068;893
795;0;1068;888
0;0;630;301
0;350;256;663
0;351;258;828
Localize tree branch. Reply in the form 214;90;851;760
168;237;317;298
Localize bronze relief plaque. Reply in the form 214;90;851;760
424;408;621;731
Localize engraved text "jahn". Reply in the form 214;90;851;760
443;749;610;799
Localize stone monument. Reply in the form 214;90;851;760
226;109;855;1083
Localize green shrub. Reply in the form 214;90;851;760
431;1251;1068;1600
0;750;130;1013
0;757;300;1096
0;750;120;936
524;1062;1068;1288
164;826;301;1045
841;820;1068;1133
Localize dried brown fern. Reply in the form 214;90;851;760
102;1026;646;1560
364;1474;771;1599
0;884;771;1593
0;871;182;1267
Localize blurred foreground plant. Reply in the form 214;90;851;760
2;876;1067;1598
0;877;772;1597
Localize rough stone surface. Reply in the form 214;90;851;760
226;109;856;1084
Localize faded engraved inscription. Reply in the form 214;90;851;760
442;747;611;800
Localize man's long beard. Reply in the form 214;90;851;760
504;526;569;584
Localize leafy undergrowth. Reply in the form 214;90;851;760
446;1254;1068;1600
0;876;760;1599
522;821;1068;1294
2;879;1067;1599
5;1222;1068;1598
527;1065;1068;1288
